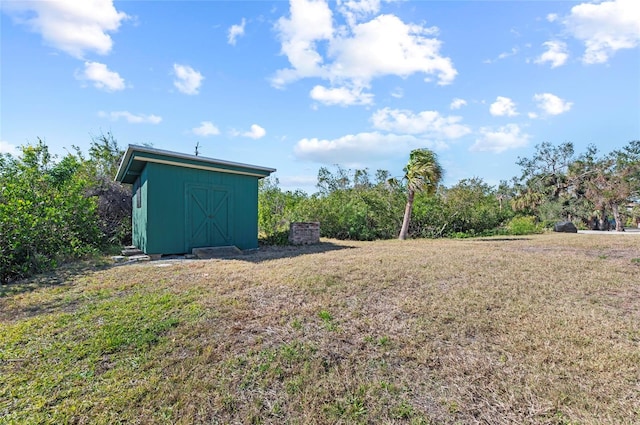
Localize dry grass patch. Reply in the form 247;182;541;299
1;234;639;424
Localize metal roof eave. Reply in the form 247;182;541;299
115;145;276;184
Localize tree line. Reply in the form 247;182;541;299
259;141;640;242
510;141;640;231
1;136;638;283
260;165;528;244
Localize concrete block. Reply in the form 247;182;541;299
129;254;151;262
122;248;144;256
192;246;242;259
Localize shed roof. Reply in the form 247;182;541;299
115;145;276;184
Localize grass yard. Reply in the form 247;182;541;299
1;234;639;424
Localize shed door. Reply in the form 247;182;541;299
186;184;233;250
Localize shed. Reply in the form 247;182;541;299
114;145;275;255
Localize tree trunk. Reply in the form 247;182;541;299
611;203;625;231
398;189;415;240
597;206;607;230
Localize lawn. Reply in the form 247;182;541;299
1;234;639;424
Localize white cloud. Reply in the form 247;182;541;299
563;0;640;64
533;93;573;115
471;124;531;153
173;64;204;95
450;98;467;110
329;15;456;86
273;0;457;102
498;47;519;60
390;87;404;98
228;18;246;45
371;108;471;139
192;121;220;136
294;131;432;164
489;96;518;117
338;0;382;26
310;85;374;106
98;111;162;124
0;140;19;156
3;0;128;59
241;124;267;139
547;13;559;23
76;61;125;91
535;41;569;68
484;47;519;64
272;0;334;87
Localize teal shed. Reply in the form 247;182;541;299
115;145;275;255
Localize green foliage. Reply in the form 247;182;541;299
297;189;404;241
86;130;126;180
399;148;443;240
0;134;130;283
258;168;405;242
294;167;405;240
403;149;443;195
258;176;307;244
513;141;577;220
259;230;290;246
440;177;512;235
409;192;450;238
514;140;640;229
409;178;512;238
506;216;544;235
0;140;102;283
262;143;638;241
258;169;519;242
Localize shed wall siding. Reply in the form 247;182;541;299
131;168;148;253
144;162;259;254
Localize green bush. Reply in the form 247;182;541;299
409;193;449;238
258;177;307;244
0;139;119;283
408;178;513;239
506;216;543;235
258;230;290;246
294;187;404;241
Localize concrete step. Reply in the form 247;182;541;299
192;246;242;259
122;248;144;256
111;254;152;264
129;254;152;262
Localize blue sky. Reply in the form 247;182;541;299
1;0;639;193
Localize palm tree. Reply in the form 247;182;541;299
398;148;443;240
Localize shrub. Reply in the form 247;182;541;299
258;177;307;244
0;141;103;283
294;187;404;241
506;216;543;235
0;135;132;284
259;230;290;246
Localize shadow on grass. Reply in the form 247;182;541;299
106;241;357;267
474;238;533;242
0;259;116;321
237;241;358;263
0;259;110;299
